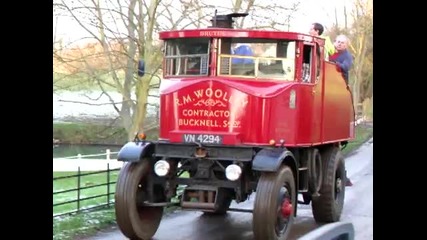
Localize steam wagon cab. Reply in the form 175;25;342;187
114;13;355;240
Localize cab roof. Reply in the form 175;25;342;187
159;28;321;43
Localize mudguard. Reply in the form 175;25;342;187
117;141;155;162
252;148;296;172
298;221;355;240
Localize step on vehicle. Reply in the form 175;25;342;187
114;12;355;240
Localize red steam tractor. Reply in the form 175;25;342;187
114;13;355;240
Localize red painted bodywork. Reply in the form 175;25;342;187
159;28;314;42
157;29;355;147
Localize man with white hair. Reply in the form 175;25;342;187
329;34;353;84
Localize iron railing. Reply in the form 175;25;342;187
53;163;121;218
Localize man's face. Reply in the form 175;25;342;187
309;24;318;36
334;36;348;51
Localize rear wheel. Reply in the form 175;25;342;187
115;160;164;240
253;165;296;240
311;146;346;223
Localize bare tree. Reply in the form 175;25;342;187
327;0;373;119
156;0;211;30
54;0;162;141
53;0;302;141
232;0;300;30
346;0;373;116
156;0;301;30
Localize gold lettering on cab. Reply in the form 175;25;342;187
176;87;247;128
175;87;247;107
199;31;226;37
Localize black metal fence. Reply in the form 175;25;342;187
53;163;121;218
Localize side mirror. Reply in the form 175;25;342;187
138;60;145;77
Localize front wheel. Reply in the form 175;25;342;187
115;160;164;240
253;165;296;240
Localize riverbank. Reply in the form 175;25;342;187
53;122;159;145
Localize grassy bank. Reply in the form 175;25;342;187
53;122;159;145
53;124;373;240
53;122;128;145
342;124;373;156
54;208;116;240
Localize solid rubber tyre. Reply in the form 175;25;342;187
311;146;346;223
308;148;323;194
253;165;296;240
115;160;164;240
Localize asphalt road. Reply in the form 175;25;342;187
85;139;373;240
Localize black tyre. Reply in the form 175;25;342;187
115;162;138;239
311;146;346;223
115;160;164;240
253;165;296;240
308;148;323;194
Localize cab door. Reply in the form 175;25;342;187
301;42;323;144
310;42;323;144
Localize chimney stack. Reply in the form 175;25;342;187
210;12;249;29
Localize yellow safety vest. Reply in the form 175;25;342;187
323;36;335;60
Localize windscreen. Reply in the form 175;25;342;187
218;38;296;81
164;38;210;77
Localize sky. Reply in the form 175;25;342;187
53;0;353;46
291;0;352;32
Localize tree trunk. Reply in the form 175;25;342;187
129;78;150;140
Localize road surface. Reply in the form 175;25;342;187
85;139;373;240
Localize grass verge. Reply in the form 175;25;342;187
53;208;116;240
53;124;373;240
342;124;373;156
53;170;120;216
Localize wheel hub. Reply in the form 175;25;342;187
281;198;292;218
336;178;342;193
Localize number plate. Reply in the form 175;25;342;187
182;134;223;144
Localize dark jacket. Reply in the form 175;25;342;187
329;49;353;83
232;45;254;64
